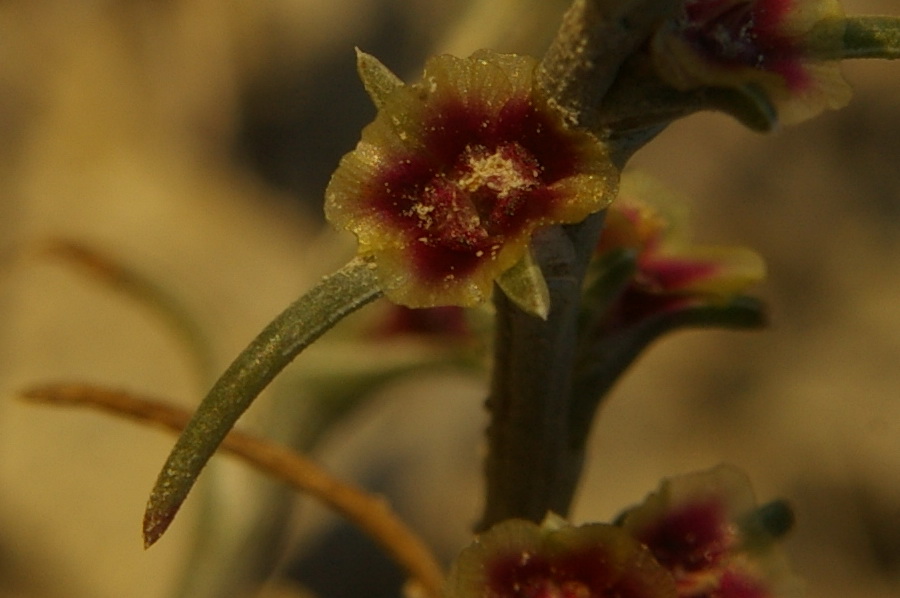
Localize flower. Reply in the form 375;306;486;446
617;465;803;598
593;174;765;324
444;514;677;598
326;50;617;311
651;0;852;124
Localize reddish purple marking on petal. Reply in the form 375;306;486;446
752;0;813;92
423;97;495;164
641;257;719;292
409;240;491;283
683;0;760;66
717;568;771;598
405;188;561;284
372;153;439;227
681;0;805;76
372;132;570;282
422;94;585;182
753;0;794;31
612;289;699;327
487;547;654;598
365;87;596;284
634;499;733;573
767;57;813;92
494;97;585;182
369;305;470;339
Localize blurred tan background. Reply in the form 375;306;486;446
1;1;898;597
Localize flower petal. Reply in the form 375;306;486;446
445;516;677;598
651;0;852;124
618;465;804;598
326;51;618;309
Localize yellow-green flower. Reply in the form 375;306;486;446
445;515;677;598
326;50;617;310
596;174;765;310
652;0;852;124
618;466;802;598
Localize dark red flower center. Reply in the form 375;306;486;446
684;1;761;65
373;94;585;283
487;548;659;598
418;141;543;250
633;499;733;573
679;0;806;87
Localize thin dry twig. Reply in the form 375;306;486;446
34;238;215;383
19;383;445;598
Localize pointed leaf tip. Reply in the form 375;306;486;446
496;250;551;320
355;48;404;108
143;504;179;548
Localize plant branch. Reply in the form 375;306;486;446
538;0;680;131
20;383;444;598
481;220;604;530
810;16;900;60
36;238;216;384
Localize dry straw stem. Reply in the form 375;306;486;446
20;383;445;598
33;238;215;384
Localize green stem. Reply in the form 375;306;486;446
538;0;681;130
143;256;382;547
480;0;682;531
842;16;900;59
810;16;900;60
480;217;604;530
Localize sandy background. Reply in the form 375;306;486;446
1;1;899;597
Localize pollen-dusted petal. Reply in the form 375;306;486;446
619;465;757;573
325;50;618;309
547;167;620;223
421;51;522;119
445;518;677;598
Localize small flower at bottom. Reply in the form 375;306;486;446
651;0;852;124
326;50;618;312
617;465;803;598
445;514;677;598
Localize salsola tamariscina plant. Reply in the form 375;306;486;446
22;0;899;596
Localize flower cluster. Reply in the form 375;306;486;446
652;0;852;123
445;466;800;598
326;51;617;311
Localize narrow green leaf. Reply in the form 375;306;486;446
143;256;382;547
